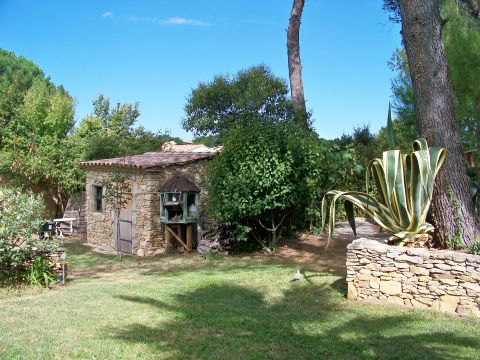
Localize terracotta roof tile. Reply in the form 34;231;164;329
80;152;215;169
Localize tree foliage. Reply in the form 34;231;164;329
0;49;83;214
76;95;183;160
183;65;302;137
206;118;319;251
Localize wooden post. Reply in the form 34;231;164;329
165;225;171;252
186;224;193;252
175;225;184;252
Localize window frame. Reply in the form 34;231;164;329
92;184;104;213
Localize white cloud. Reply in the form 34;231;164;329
162;17;210;26
101;12;211;27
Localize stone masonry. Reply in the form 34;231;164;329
347;238;480;317
84;160;209;256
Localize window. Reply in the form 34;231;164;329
93;185;103;212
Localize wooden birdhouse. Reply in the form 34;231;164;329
159;174;201;253
159;174;200;224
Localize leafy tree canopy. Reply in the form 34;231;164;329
0;49;81;214
183;65;303;137
76;95;183;160
206;116;320;251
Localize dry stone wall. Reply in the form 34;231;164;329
347;238;480;317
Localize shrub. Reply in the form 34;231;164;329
206;119;320;252
0;187;46;283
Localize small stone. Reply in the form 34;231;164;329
386;296;405;306
410;265;430;276
380;266;396;272
380;280;402;296
462;282;480;293
357;274;371;281
439;294;459;313
370;277;380;289
348;282;358;300
434;274;457;286
359;258;371;264
434;263;451;271
456;304;480;317
397;254;423;264
394;262;410;269
451;265;467;272
411;299;429;309
366;263;380;271
136;248;145;257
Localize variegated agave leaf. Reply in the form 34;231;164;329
321;138;446;249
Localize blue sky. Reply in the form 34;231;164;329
0;0;401;140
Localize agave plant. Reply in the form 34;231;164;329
321;138;446;247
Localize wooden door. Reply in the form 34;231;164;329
117;195;133;253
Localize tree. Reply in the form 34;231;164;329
287;0;308;126
0;50;83;216
76;95;182;160
206;118;319;252
183;65;300;137
394;0;478;245
0;49;45;145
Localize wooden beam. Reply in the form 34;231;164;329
166;226;189;251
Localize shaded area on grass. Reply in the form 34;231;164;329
110;282;480;360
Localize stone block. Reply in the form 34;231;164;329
434;274;457;286
434;263;451;271
386;296;405;306
456;304;480;317
411;299;429;309
348;282;358;300
380;280;402;295
397;254;423;264
410;265;430;276
370;277;380;289
439;295;459;313
462;282;480;294
451;265;467;272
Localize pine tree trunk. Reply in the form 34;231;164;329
398;0;478;246
287;0;307;125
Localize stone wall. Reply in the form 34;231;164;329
84;160;209;256
347;238;480;317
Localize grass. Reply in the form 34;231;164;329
0;242;480;359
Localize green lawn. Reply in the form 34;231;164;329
1;242;479;360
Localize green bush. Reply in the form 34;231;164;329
0;187;47;283
206;119;320;252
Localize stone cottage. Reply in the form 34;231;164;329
80;152;214;256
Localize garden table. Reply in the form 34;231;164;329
53;217;77;237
